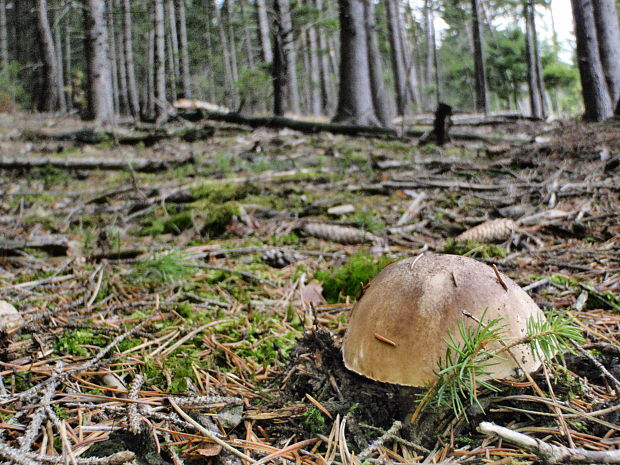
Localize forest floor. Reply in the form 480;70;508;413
0;112;619;465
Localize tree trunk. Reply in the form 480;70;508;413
175;0;191;97
471;0;489;113
384;0;407;115
571;0;614;121
399;7;421;107
216;4;235;108
224;0;239;85
255;0;273;63
524;0;543;118
37;0;61;112
122;0;141;119
238;0;255;70
53;22;67;112
531;0;547;117
166;24;178;100
424;0;435;110
315;0;334;113
83;0;115;124
154;0;168;122
65;26;73;108
275;0;300;113
114;0;129;115
272;6;287;116
0;0;8;68
365;0;392;126
204;0;216;103
333;0;380;126
307;3;322;116
166;0;179;100
146;30;155;117
107;3;120;115
592;0;620;107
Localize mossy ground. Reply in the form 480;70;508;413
0;113;618;464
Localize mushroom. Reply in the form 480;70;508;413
342;253;546;388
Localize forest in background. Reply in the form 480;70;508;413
0;0;612;125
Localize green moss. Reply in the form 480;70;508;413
163;211;194;234
130;251;199;284
144;353;200;392
269;232;300;246
347;210;385;233
55;330;108;357
199;202;238;237
191;181;258;203
316;251;395;303
442;239;507;259
303;407;327;435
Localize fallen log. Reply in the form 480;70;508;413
0;235;78;256
21;125;215;145
179;110;505;144
0;154;195;172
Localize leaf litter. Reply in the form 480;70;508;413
0;113;619;465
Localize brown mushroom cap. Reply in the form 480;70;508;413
342;253;546;387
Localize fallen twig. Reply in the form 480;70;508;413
479;421;620;463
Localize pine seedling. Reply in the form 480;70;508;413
526;313;585;362
431;312;505;418
425;311;584;420
130;251;200;284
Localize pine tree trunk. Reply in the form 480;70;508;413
315;0;334;113
273;4;287;116
398;7;421;107
83;0;115;124
424;0;435;110
204;1;216;103
53;22;67;112
216;4;235;108
114;0;129;115
65;26;73;108
471;0;489;113
592;0;620;107
0;0;8;68
524;0;543;118
238;0;255;69
224;0;239;85
154;0;168;122
531;0;547;117
176;0;191;97
254;0;273;63
37;0;61;112
146;30;155;117
107;3;120;115
307;4;322;116
122;0;141;119
384;0;407;115
166;0;179;100
571;0;614;120
333;0;380;126
365;0;391;126
275;0;300;113
166;21;178;100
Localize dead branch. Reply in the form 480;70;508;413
21;125;214;145
0;235;77;257
478;421;620;464
177;109;496;143
0;154;195;172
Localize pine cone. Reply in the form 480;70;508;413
262;248;300;268
456;218;517;243
301;222;381;245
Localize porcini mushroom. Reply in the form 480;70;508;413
342;253;546;388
